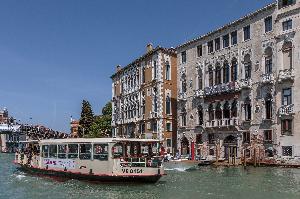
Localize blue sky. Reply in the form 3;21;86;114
0;0;274;132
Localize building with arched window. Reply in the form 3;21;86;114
111;44;178;154
176;0;300;164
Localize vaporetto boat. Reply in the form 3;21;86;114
14;138;165;183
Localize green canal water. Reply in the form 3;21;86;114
1;153;300;199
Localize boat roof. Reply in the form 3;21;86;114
39;138;161;144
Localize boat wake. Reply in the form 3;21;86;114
15;174;26;180
165;167;196;172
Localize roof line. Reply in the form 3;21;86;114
176;2;277;49
111;46;176;78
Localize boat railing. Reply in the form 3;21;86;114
120;157;162;168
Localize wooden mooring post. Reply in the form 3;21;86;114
228;148;231;166
258;148;261;167
243;149;247;167
254;148;257;167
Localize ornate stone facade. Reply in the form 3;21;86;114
176;0;300;163
111;44;177;153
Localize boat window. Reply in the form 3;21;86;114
128;142;141;157
79;144;92;160
49;145;57;158
58;145;67;159
141;144;149;156
68;144;79;159
42;145;49;158
93;144;109;161
152;143;159;155
126;144;132;156
112;143;123;158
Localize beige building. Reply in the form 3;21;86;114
176;0;300;163
111;44;177;153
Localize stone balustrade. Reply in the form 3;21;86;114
279;104;294;116
178;92;187;100
238;79;252;89
194;89;205;98
278;68;294;82
204;81;239;96
205;118;239;128
261;73;275;84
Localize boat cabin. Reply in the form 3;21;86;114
15;138;164;182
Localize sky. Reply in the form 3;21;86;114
0;0;274;132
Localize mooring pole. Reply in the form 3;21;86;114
254;148;257;167
258;148;261;167
244;149;247;167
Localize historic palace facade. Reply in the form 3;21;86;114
111;44;177;153
176;0;300;163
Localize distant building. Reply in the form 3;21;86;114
0;108;23;153
70;119;80;138
0;108;9;124
176;0;300;163
111;44;178;153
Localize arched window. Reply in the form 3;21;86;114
181;108;187;126
215;103;222;120
278;0;295;9
166;61;171;80
181;74;187;93
282;41;293;70
208;66;214;87
181;136;189;155
265;94;272;120
231;58;238;81
215;63;222;85
153;61;157;79
208;104;214;121
231;100;238;118
166;95;171;115
265;47;273;74
142;67;146;83
198;105;203;125
223;61;230;83
244;97;251;121
153;88;158;113
244;54;251;79
223;101;230;119
198;70;203;90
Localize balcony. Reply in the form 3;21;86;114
279;104;294;117
204;82;240;96
261;73;275;84
149;112;158;119
278;69;294;83
178;92;187;101
238;79;252;89
194;89;205;98
205;118;239;128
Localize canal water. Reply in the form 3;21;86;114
1;153;300;199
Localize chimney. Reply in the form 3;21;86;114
146;43;153;53
116;65;122;72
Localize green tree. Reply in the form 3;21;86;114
85;102;112;138
79;100;94;137
102;102;112;116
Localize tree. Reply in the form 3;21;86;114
85;101;112;138
79;100;94;137
102;102;112;116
